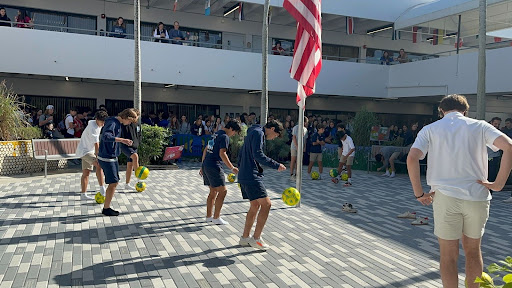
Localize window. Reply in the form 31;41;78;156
322;44;359;61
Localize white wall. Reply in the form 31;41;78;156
0;27;389;97
388;46;512;97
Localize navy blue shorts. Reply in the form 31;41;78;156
120;145;137;162
202;164;226;188
98;160;120;184
240;182;268;201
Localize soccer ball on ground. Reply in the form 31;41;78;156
282;187;301;206
341;173;349;181
95;192;105;204
329;169;338;178
227;173;236;183
311;171;320;180
135;182;146;192
135;166;149;180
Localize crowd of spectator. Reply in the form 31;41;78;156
108;18;187;44
0;8;33;28
380;48;409;65
22;104;103;140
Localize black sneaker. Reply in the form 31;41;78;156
102;208;120;216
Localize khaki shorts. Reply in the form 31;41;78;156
433;191;490;240
310;153;322;162
291;148;298;157
338;147;342;159
81;153;97;171
339;155;354;166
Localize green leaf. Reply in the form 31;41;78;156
475;277;485;283
504;283;512;288
505;257;512;264
489;263;506;274
504;274;512;283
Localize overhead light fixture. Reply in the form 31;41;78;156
443;32;457;39
164;84;175;88
248;90;262;94
223;4;239;17
367;25;393;35
65;77;69;81
501;94;512;97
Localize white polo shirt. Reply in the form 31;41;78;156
341;135;355;156
412;112;505;201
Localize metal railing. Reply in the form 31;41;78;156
2;19;509;65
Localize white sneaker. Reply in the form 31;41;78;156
397;211;417;219
124;183;135;191
411;217;429;225
249;237;270;251
503;197;512;203
206;217;213;223
81;193;94;200
342;203;357;213
290;175;296;181
390;172;396;178
212;217;229;225
239;236;251;247
382;171;390;177
99;186;107;196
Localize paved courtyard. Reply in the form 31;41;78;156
0;164;510;288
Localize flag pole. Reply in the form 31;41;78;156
134;0;141;123
261;0;270;124
295;95;305;207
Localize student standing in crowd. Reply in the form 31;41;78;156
15;9;33;28
169;21;186;45
308;124;325;178
97;108;138;216
76;110;108;201
153;22;169;43
200;120;241;225
238;120;286;250
179;115;191;134
289;117;308;180
64;107;78;138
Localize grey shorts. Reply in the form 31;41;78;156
202;164;226;188
240;181;268;201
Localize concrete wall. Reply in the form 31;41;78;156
0;141;67;176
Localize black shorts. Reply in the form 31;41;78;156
98;159;120;184
120;144;137;162
202;164;226;188
240;181;268;201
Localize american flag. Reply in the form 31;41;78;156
283;0;322;107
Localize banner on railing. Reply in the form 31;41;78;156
173;134;212;157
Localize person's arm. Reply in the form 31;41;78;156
292;132;298;147
94;142;100;156
220;148;237;173
346;139;355;157
407;148;433;205
252;130;281;169
102;122;132;145
346;148;355;157
153;29;158;38
479;135;512;191
165;30;169;39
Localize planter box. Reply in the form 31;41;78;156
0;140;67;176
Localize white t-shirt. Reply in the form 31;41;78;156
411;111;505;201
342;135;355;156
291;125;308;150
75;120;101;158
65;114;74;135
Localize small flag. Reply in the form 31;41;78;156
346;17;354;35
432;29;438;45
392;25;401;40
494;37;502;43
238;2;244;22
412;26;420;43
205;0;211;16
173;0;178;12
454;37;463;48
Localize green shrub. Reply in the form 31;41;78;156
265;129;290;161
228;134;244;164
0;81;39;141
474;256;512;288
138;124;171;165
352;107;378;146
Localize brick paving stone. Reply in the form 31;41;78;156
0;164;510;287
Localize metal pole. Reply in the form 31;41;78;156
261;0;270;124
456;15;461;54
134;0;142;114
295;97;305;207
476;0;487;120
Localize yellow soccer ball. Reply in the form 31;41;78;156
135;182;146;192
135;166;150;180
341;173;349;181
329;169;338;178
95;192;105;204
311;171;320;180
282;187;301;206
227;173;236;183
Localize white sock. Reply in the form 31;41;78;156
348;178;352;182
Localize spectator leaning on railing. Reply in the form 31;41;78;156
0;7;11;27
111;17;126;38
169;21;186;45
153;22;169;43
15;9;33;29
178;115;191;134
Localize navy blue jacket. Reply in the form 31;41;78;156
99;117;123;159
238;125;280;184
